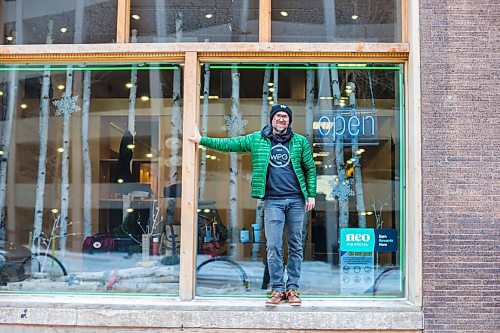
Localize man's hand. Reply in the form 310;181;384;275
305;197;315;211
188;126;201;143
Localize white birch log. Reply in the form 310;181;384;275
0;68;18;236
175;11;183;42
127;30;138;137
301;68;316;250
74;0;84;43
240;0;249;41
251;66;271;260
347;82;366;227
228;67;240;255
81;70;92;237
199;64;210;200
330;66;349;229
15;0;23;44
58;68;75;254
155;0;167;39
33;20;54;250
273;68;279;104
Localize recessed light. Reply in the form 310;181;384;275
20;103;27;109
125;83;133;88
0;91;3;96
205;13;213;19
146;153;153;158
351;15;359;20
141;96;150;101
268;87;275;92
210;155;216;160
51;208;59;214
126;208;134;213
267;83;274;87
131;14;140;20
58;85;65;90
117;178;124;183
127;144;135;149
57;147;64;153
280;11;289;17
60;27;68;33
267;96;273;100
0;150;3;156
6;36;13;41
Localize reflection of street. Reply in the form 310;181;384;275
0;250;401;296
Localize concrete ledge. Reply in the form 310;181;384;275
0;295;423;331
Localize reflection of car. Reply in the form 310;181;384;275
0;241;31;285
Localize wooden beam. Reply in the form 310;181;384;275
0;43;409;63
401;0;409;43
179;52;200;301
116;0;130;43
259;0;271;42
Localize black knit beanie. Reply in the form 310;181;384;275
269;104;293;124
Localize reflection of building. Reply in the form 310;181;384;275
0;0;497;332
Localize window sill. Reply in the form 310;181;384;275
0;294;422;331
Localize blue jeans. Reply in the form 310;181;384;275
264;197;305;292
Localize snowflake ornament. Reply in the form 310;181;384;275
53;95;81;117
331;177;355;201
224;114;248;137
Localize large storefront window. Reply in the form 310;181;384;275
272;0;402;42
196;63;405;297
0;0;118;45
0;63;182;294
130;0;259;42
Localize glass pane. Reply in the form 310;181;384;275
196;63;404;297
272;0;402;42
130;0;259;42
1;0;117;45
0;63;182;295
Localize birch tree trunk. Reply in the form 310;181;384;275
251;66;271;260
301;69;315;251
164;11;183;237
330;66;349;229
155;0;167;39
273;68;279;104
59;68;75;254
199;64;210;201
33;20;54;250
81;70;92;237
348;82;366;227
128;30;138;137
0;69;18;239
74;0;84;44
228;67;240;256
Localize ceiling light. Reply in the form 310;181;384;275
267;96;273;100
146;153;153;158
140;96;150;101
117;178;124;184
267;83;274;87
205;13;213;19
126;208;134;213
210;155;216;160
57;147;64;153
127;144;135;149
20;103;27;109
60;27;68;33
57;85;65;90
280;11;289;17
51;208;59;214
131;14;141;20
0;150;3;156
269;101;274;105
268;87;275;92
351;15;359;20
366;211;373;216
0;91;3;96
6;36;13;41
203;209;211;213
125;83;133;88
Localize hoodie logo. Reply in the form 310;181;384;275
269;144;290;168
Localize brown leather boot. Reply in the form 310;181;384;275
265;291;286;306
286;290;301;306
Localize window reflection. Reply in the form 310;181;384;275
0;64;182;294
196;63;404;297
0;0;117;45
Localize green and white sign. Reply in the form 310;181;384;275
340;228;375;252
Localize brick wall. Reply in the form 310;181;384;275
419;1;499;332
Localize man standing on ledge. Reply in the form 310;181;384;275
189;104;317;306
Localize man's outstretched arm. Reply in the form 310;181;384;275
188;126;251;153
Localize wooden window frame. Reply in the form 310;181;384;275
0;0;421;307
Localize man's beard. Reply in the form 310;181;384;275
272;125;288;134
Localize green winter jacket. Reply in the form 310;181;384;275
200;131;317;200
